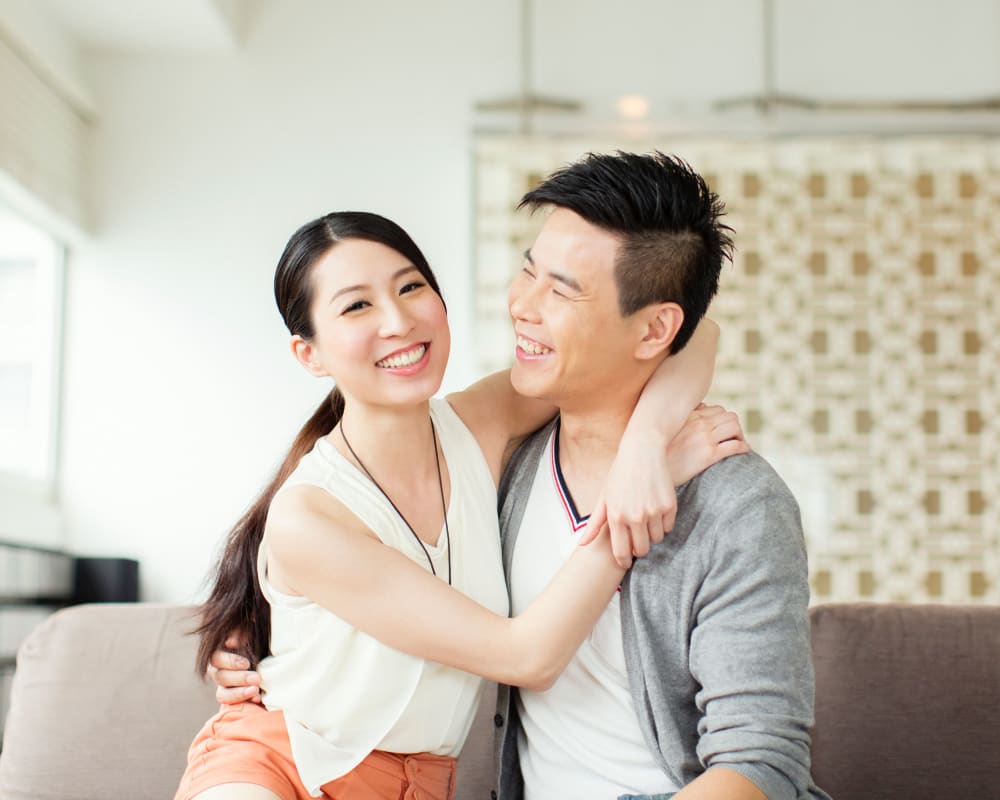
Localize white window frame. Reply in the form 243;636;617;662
0;206;66;548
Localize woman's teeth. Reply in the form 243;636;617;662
376;344;426;368
517;336;552;355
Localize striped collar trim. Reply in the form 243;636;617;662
551;418;590;533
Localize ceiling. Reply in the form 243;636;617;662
34;0;260;51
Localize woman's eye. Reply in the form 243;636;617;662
342;300;369;314
400;281;425;294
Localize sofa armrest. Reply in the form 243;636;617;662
0;603;217;800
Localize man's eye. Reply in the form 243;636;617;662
552;288;567;299
400;281;425;294
521;267;536;279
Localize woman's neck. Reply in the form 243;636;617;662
333;398;438;482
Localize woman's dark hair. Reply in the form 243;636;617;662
195;211;443;674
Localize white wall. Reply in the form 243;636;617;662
61;0;519;601
44;0;1000;602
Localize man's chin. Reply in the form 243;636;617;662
510;364;550;400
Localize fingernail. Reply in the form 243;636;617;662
244;686;256;696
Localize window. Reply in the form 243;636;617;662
0;206;64;488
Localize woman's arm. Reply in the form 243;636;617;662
266;484;624;691
446;371;555;484
208;401;747;704
448;315;716;480
582;318;720;565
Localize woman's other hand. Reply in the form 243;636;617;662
667;404;750;486
207;634;262;705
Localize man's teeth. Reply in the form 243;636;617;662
377;344;426;368
518;336;552;355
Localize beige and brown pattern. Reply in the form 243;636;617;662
474;135;999;604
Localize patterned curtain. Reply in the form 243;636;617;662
474;135;999;604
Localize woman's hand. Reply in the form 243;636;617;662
207;635;262;705
581;450;678;568
666;403;749;486
580;404;749;563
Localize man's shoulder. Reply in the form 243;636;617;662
681;449;794;507
622;452;809;604
499;422;554;490
670;450;804;556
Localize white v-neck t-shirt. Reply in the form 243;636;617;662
510;424;675;800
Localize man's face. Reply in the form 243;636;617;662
507;208;645;408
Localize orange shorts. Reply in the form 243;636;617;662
175;702;457;800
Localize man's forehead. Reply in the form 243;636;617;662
531;208;620;274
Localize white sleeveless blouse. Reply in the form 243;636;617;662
256;398;508;796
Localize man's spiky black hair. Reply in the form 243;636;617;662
520;151;734;353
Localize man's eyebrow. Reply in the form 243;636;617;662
550;270;583;293
522;249;582;293
330;266;419;303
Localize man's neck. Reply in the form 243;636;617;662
556;398;638;518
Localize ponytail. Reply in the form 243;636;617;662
194;389;344;674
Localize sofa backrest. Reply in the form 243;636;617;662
2;601;998;800
809;602;1000;798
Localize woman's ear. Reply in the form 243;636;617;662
635;302;684;361
291;335;329;377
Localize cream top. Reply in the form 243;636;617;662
256;398;508;796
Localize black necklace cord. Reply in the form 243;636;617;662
338;417;452;585
430;422;453;586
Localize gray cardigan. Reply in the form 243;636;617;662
493;421;831;800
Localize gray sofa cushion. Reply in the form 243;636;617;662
810;602;1000;799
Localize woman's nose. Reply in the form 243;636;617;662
379;300;416;337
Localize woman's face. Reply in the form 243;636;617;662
298;238;450;409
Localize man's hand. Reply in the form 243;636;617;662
207;636;262;705
671;766;767;799
666;404;749;486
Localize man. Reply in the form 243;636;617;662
493;151;828;800
215;152;828;799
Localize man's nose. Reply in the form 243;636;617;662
509;275;542;323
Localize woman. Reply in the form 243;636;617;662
176;211;745;800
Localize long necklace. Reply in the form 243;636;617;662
339;418;452;585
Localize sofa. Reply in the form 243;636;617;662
0;602;997;799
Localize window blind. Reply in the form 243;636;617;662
0;32;89;229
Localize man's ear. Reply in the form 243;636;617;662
291;335;329;377
635;302;684;361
